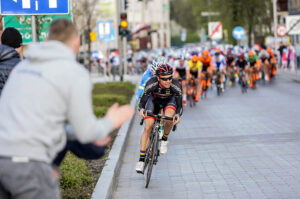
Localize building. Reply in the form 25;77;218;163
127;0;171;50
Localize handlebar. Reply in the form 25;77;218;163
139;110;178;131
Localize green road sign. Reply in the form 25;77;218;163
3;14;72;44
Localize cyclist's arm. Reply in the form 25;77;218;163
138;77;157;110
171;80;183;116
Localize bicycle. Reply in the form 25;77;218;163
215;71;222;96
140;111;177;188
187;76;197;107
200;71;209;99
238;69;247;93
249;67;257;89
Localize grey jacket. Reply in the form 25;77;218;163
0;41;114;163
0;45;20;94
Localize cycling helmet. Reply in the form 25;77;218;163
239;53;244;59
156;64;173;76
150;56;166;74
202;50;209;56
266;48;272;54
191;55;198;62
248;51;254;57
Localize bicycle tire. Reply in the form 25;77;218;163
145;132;158;188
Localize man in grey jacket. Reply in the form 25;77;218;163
0;19;134;199
0;27;22;94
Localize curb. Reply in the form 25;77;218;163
91;84;138;199
278;70;300;81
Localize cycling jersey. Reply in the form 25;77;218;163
226;56;235;66
136;69;153;103
199;56;212;72
213;55;226;72
188;60;201;73
235;59;248;70
247;55;259;68
139;77;183;115
174;60;189;79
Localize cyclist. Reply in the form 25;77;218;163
136;64;182;173
187;55;202;102
199;50;214;94
266;47;277;81
173;56;189;106
246;51;260;88
235;53;248;85
212;48;226;91
136;57;165;104
259;49;269;81
225;51;236;85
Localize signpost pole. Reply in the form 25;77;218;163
31;15;37;42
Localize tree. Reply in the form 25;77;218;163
72;0;99;70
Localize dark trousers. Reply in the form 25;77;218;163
53;140;106;166
297;56;300;69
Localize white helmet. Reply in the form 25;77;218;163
150;56;166;75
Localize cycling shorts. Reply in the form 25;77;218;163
145;95;177;119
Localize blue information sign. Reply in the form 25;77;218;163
0;0;69;15
97;21;116;42
232;26;246;40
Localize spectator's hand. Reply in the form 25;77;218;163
93;136;111;146
106;103;135;129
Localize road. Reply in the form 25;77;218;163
112;73;300;199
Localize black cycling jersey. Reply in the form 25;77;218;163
139;77;183;115
176;68;186;80
226;57;235;66
236;59;247;70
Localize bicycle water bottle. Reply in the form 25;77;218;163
159;123;164;139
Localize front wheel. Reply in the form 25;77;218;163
145;132;158;188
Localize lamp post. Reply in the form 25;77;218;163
273;0;278;50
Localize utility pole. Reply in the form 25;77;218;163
31;15;37;42
273;0;278;50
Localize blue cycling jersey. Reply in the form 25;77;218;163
136;69;153;104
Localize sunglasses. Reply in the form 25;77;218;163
160;76;172;81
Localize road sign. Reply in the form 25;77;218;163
232;26;246;40
276;25;287;37
97;21;116;42
3;14;72;43
208;22;222;40
286;15;300;35
0;0;69;15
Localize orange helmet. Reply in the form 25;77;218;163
202;50;209;56
266;48;272;54
248;51;254;57
215;47;221;52
191;55;198;62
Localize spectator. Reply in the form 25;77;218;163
278;42;286;68
0;19;134;199
0;27;22;95
287;43;296;70
295;42;300;70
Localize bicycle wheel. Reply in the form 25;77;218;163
145;132;158;188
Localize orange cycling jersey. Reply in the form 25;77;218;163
199;56;213;72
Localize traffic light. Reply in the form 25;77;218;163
124;0;129;10
119;13;129;37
